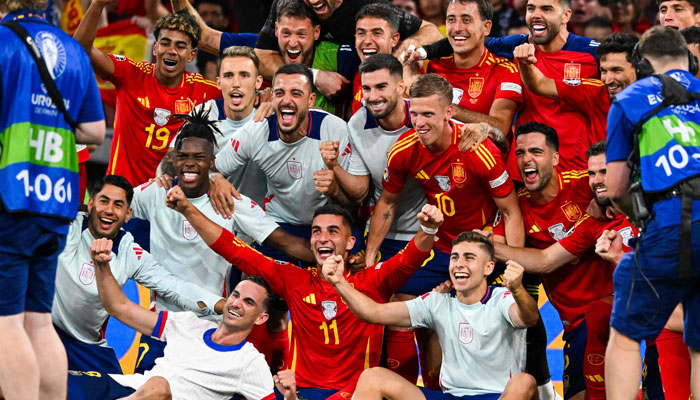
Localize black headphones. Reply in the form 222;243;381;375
632;42;700;79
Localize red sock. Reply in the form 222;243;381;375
583;299;612;400
326;371;362;400
267;327;290;374
384;329;419;384
415;328;441;390
656;329;691;400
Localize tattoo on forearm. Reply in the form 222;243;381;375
383;212;392;220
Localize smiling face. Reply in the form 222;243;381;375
449;241;494;294
446;1;491;56
152;29;197;83
217;56;262;120
272;73;315;137
174;137;214;197
526;0;571;45
361;68;404;120
276;15;320;65
355;17;400;61
222;280;269;330
310;214;356;267
600;52;636;98
659;0;700;30
87;184;132;239
409;94;454;152
515;131;559;192
304;0;342;19
588;153;610;206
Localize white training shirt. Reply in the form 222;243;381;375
131;182;278;316
214;109;351;226
52;213;223;345
347;105;426;241
406;286;527;396
111;312;274;400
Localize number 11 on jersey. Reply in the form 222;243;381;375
319;320;340;345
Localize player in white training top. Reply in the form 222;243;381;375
53;175;225;375
68;240;281;400
323;231;540;400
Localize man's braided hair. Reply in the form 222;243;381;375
172;103;223;153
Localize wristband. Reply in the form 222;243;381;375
420;225;438;235
311;68;320;83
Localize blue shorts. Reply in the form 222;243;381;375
133;334;166;374
562;321;586;399
610;220;700;349
56;325;123;374
67;370;135;400
274;386;338;399
419;387;501;400
376;238;451;296
0;213;67;315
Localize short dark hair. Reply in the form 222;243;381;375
194;0;230;15
359;53;403;79
273;63;316;93
172;104;223;154
355;3;401;32
276;0;320;26
586;140;607;159
681;26;700;46
585;16;613;30
219;45;260;75
597;32;638;63
409;73;453;104
558;0;572;8
154;11;201;48
452;231;494;260
638;26;689;60
515;122;560;152
313;204;355;230
89;175;134;206
443;0;494;21
240;276;274;312
657;0;700;13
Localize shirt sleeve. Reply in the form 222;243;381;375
474;142;514;198
382;139;412;194
493;62;524;104
106;53;141;88
255;0;280;51
237;352;275;400
346;126;370;176
336;124;353;171
495;288;518;328
485;35;529;59
151;311;170;341
395;5;424;39
129;182;159;220
231;195;279;243
405;292;437;330
219;33;259;57
555;78;610;115
606;101;634;162
214;122;257;177
558;215;603;257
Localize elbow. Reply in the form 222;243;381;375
524;312;539;328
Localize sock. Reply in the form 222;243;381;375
655;329;691;400
527;317;551;385
537;380;560;400
415;328;441;390
384;329;419;384
642;341;664;400
583;299;612;400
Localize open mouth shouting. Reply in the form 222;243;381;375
279;106;297;125
522;166;538;185
360;48;378;59
286;48;302;63
309;0;329;17
163;58;178;72
97;215;117;232
452;271;471;285
316;246;335;261
229;91;245;106
530;21;547;38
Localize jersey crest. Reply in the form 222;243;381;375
287;160;303;180
174;99;192;115
560;201;583;222
618;226;634;247
452;161;467;184
548;223;573;241
79;262;95;285
182;220;199;241
468;77;484;100
563;63;582;86
452;88;464;104
321;300;337;320
458;322;473;344
154;108;171;126
435;176;451;192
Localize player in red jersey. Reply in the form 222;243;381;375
165;181;444;399
74;1;221;187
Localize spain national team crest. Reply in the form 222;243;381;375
458;322;473;344
174;99;193;115
287;160;303;180
563;63;581;86
468;77;484;98
452;161;466;184
79;262;95;285
321;300;337;320
182;220;199;241
154;108;171;126
435;176;451;192
560;201;582;222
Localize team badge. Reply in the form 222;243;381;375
435;176;451;192
154;108;171;126
287;160;303;180
468;77;484;98
458;322;473;344
321;300;337;320
618;227;634;247
548;223;572;241
79;262;95;285
563;63;581;86
451;161;466;184
588;354;605;366
182;220;199;241
36;31;67;79
452;88;464;105
174;99;193;115
383;167;390;182
560;201;582;222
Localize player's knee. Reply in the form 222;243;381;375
134;376;171;400
608;328;640;351
502;373;537;400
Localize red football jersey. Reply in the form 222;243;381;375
383;121;514;253
506;49;601;177
426;49;524;115
352;70;363;115
106;54;221;186
555;78;610;153
210;229;430;390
